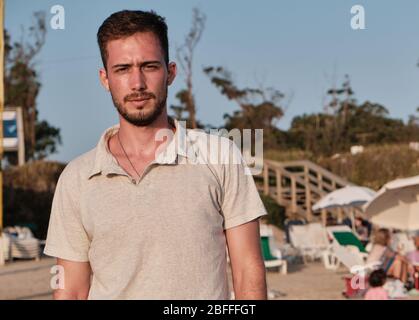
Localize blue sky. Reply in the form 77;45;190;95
6;0;419;162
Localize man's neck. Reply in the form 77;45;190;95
117;112;175;158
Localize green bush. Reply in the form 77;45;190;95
259;193;286;230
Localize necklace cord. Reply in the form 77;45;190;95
116;119;177;180
117;132;142;180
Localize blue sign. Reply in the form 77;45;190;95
4;119;17;138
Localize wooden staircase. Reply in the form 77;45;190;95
257;159;355;225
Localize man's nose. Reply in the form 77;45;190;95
130;67;147;91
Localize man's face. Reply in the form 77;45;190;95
99;32;176;126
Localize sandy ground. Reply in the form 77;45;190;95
264;262;349;300
3;224;417;300
0;256;362;300
0;257;55;300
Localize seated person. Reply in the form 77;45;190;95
354;216;370;247
325;213;337;226
366;228;409;283
406;235;419;288
406;235;419;265
364;269;389;300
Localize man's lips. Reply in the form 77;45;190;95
126;97;152;107
127;97;151;102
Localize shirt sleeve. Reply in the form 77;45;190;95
220;140;267;230
43;164;90;262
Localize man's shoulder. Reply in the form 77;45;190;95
186;129;241;161
185;129;248;183
59;147;98;183
187;128;232;143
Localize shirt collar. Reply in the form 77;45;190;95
88;117;192;179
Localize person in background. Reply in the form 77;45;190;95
406;235;419;289
366;228;409;283
354;216;370;247
406;235;419;265
325;213;337;226
364;269;389;300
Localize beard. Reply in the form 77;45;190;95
111;87;167;127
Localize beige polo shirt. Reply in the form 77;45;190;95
44;118;267;299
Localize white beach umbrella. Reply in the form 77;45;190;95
312;186;376;211
363;175;419;231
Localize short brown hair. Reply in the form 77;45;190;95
373;228;391;246
97;10;169;69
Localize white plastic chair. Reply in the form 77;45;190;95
289;223;334;267
4;227;40;261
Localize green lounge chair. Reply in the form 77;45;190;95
326;225;380;274
260;236;287;274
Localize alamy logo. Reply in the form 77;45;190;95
50;5;65;30
351;5;366;30
350;265;368;290
50;265;65;290
154;121;264;175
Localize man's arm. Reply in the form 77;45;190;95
225;219;267;300
53;258;92;300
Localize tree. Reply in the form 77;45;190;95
204;66;284;149
407;107;419;141
174;8;206;129
289;113;334;155
34;116;62;160
5;12;62;163
288;94;413;156
321;74;357;154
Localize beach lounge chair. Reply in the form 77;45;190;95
9;238;40;261
4;226;40;261
289;224;315;262
289;223;334;267
260;236;287;274
326;225;380;273
259;225;288;274
327;226;383;299
327;225;367;254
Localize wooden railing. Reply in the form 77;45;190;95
258;159;354;225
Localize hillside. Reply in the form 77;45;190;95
265;143;419;190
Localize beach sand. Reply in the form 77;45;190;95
0;256;391;300
1;256;418;300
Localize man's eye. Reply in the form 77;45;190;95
116;68;128;73
145;65;158;70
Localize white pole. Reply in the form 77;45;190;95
17;107;25;165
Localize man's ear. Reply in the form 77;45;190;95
167;62;177;86
99;68;110;91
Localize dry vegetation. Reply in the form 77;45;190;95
3;161;65;239
265;143;419;190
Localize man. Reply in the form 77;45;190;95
44;10;268;300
